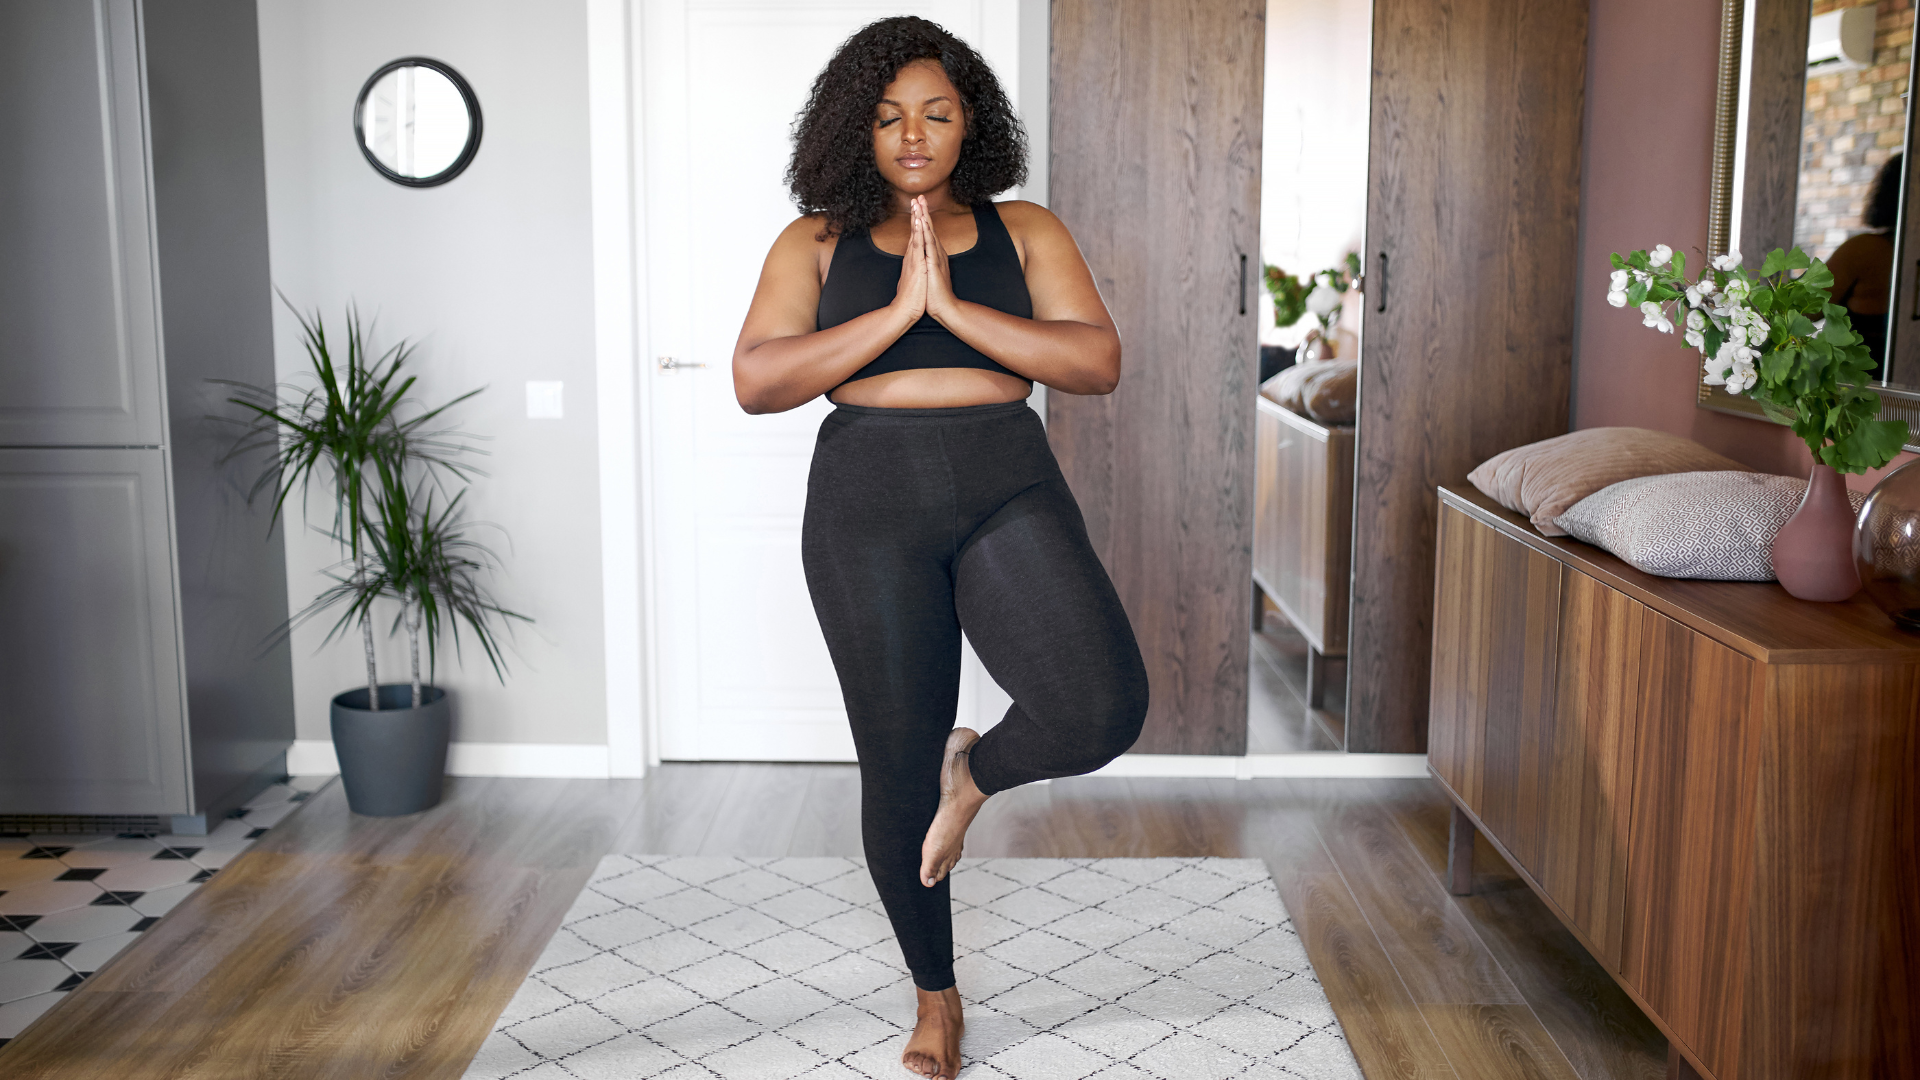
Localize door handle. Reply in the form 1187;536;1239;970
658;356;707;371
1376;252;1389;313
1239;253;1249;316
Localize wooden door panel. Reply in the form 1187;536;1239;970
1538;569;1645;969
1049;0;1264;754
1623;617;1759;1079
1348;0;1586;752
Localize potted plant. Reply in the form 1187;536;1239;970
1607;244;1910;600
220;303;525;815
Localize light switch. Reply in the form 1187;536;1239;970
526;381;564;419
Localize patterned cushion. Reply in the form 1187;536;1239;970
1469;428;1747;536
1555;471;1866;581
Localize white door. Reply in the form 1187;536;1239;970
641;0;1025;760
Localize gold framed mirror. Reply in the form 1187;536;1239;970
1706;0;1920;448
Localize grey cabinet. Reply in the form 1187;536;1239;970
0;0;294;829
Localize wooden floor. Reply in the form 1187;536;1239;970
0;767;1669;1079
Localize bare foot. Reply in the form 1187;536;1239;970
901;985;964;1078
921;728;988;887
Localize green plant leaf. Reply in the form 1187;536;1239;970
1761;248;1789;276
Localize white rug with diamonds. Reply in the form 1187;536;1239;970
464;856;1361;1079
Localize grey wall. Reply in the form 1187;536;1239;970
256;0;606;746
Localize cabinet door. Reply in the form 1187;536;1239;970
0;0;166;446
1428;503;1563;849
1537;568;1646;969
0;449;188;814
1049;0;1263;754
1622;614;1758;1078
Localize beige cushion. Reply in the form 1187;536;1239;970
1302;362;1357;425
1468;427;1746;536
1555;471;1865;580
1258;359;1358;425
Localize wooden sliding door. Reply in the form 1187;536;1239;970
1047;0;1265;755
1348;0;1587;752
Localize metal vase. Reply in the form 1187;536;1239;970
329;684;450;816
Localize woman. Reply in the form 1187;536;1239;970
1826;152;1902;380
733;16;1148;1080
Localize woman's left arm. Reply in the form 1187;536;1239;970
921;199;1122;395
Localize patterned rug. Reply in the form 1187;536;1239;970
464;856;1361;1079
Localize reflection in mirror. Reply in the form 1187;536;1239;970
354;58;481;187
1792;2;1909;382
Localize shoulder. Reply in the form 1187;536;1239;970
1831;231;1893;259
768;214;841;283
993;199;1068;238
773;213;840;252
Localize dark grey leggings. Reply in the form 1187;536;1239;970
801;400;1149;992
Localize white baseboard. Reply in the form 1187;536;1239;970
1090;753;1429;779
287;740;613;779
286;741;1426;781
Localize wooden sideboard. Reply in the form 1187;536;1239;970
1428;485;1919;1080
1252;396;1354;710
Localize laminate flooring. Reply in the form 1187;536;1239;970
0;767;1669;1079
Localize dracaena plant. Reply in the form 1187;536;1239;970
1608;244;1909;473
217;300;521;709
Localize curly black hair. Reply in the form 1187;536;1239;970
1864;153;1903;231
787;16;1027;238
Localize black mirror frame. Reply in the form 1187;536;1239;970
352;56;483;189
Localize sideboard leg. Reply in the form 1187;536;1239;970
1447;804;1475;896
1666;1046;1704;1079
1305;647;1328;709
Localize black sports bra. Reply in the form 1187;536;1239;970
816;201;1034;389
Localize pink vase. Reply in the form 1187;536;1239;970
1772;462;1863;602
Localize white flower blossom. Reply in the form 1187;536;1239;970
1607;289;1628;308
1685;284;1705;307
1728;324;1748;347
1305;282;1342;322
1650;244;1673;267
1685;329;1705;349
1610;269;1630;291
1640;301;1673;334
1686;309;1706;332
1723;277;1750;302
1713;251;1743;272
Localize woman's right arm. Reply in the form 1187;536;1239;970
733;215;925;414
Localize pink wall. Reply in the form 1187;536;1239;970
1574;0;1915;491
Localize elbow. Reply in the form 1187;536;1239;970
1085;340;1122;395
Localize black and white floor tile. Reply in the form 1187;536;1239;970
0;775;330;1045
467;856;1362;1079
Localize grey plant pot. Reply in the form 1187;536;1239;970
330;684;450;816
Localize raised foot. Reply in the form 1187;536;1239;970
921;727;988;887
902;985;964;1079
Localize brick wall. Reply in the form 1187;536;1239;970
1795;0;1913;259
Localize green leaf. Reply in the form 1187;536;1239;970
1799;261;1834;293
1671;250;1687;279
1829;418;1910;474
1610;253;1626;270
1627;279;1649;307
1784;247;1813;271
1761;248;1789;276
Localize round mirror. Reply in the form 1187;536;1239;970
353;58;482;187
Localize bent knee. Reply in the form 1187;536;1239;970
1079;676;1148;764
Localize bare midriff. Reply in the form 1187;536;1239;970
828;367;1032;408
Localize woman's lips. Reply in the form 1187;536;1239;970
898;155;931;169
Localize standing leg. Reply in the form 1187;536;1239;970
1447;803;1476;896
952;480;1148;796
